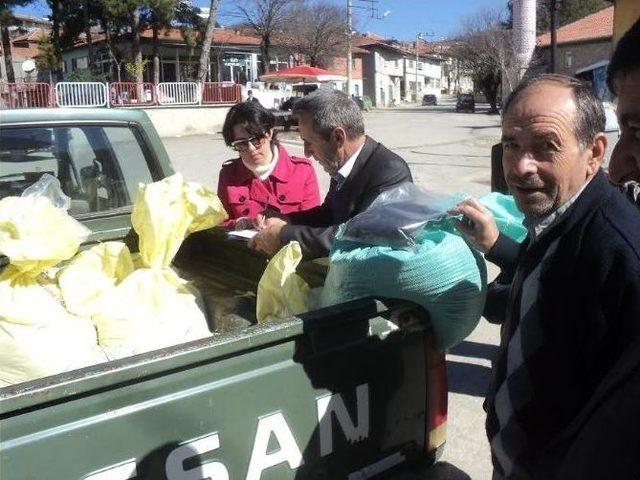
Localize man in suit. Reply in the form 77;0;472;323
249;89;412;259
451;74;640;479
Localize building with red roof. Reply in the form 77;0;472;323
535;5;614;77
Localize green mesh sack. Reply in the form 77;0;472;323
320;192;525;351
320;222;487;351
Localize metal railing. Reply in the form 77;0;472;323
0;81;242;109
110;82;156;107
0;82;52;109
201;82;242;104
55;82;108;107
156;82;200;105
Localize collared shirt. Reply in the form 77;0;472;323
332;140;365;190
526;177;593;241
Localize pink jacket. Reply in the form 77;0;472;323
217;144;321;227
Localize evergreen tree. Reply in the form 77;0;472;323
1;0;32;82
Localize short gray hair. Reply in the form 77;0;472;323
292;89;365;140
503;74;605;149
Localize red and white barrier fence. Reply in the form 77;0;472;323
0;82;52;109
0;82;242;109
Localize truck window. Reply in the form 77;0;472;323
0;125;154;216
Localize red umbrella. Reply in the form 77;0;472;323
259;65;346;83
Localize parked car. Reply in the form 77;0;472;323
455;94;475;113
272;96;299;130
422;94;437;106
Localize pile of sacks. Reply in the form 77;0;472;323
0;174;227;386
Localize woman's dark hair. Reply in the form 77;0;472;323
222;101;277;146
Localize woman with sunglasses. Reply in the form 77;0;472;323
218;101;320;228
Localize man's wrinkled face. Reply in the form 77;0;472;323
297;114;342;174
502;83;600;220
610;70;640;184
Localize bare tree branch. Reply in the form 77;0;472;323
234;0;299;74
277;0;346;68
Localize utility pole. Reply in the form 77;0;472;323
415;33;424;103
347;0;353;95
346;0;381;96
550;0;558;73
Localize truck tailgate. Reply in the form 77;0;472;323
0;299;436;480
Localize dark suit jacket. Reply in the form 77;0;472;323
483;170;640;479
280;136;412;259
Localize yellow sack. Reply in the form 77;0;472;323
256;241;311;323
0;192;105;386
92;268;209;358
58;242;134;318
132;174;228;269
77;174;227;357
0;195;89;276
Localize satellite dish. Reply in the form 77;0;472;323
22;59;36;73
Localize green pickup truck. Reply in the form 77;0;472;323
0;108;447;480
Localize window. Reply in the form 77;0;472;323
352;59;357;69
354;84;360;96
395;59;400;68
71;57;88;70
418;62;423;70
564;51;573;68
409;60;415;69
0;125;156;216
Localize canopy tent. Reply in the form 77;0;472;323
259;65;346;83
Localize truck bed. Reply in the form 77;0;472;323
0;229;445;480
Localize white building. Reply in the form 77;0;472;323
357;36;443;107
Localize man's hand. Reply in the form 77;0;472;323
248;217;287;256
234;217;253;230
449;198;499;254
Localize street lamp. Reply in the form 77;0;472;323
415;33;424;103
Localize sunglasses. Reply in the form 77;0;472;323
230;135;265;152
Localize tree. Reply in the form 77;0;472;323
536;0;610;34
1;0;32;82
143;0;176;84
93;0;143;82
35;31;61;83
197;0;221;82
278;0;347;68
235;0;298;74
453;8;518;113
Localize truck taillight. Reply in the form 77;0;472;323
425;333;448;453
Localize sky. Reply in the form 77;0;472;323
14;0;510;42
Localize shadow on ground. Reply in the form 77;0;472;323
446;340;499;397
382;461;472;479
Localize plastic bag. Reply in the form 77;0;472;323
256;241;312;323
479;192;527;243
0;176;104;386
337;183;462;250
65;174;228;358
22;173;72;210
